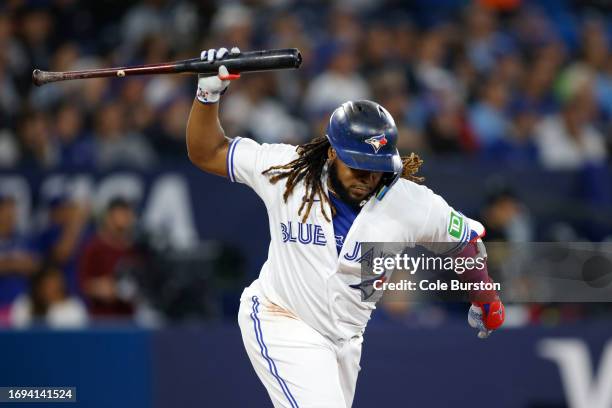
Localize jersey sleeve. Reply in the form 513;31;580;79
419;192;485;256
226;137;298;199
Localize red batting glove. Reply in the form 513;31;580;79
468;300;505;339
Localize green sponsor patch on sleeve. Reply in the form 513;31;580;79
448;211;464;240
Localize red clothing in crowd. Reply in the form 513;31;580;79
78;235;137;317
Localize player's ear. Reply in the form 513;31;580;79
327;147;337;161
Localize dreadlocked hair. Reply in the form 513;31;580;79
400;153;425;183
261;136;425;223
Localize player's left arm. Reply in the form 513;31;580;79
422;194;505;339
456;233;505;339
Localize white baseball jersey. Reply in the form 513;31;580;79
229;137;478;343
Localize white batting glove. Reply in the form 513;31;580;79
196;47;240;104
468;304;492;339
468;300;505;339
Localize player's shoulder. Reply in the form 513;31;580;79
395;178;485;239
394;178;444;205
234;137;298;161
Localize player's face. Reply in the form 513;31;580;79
328;148;383;207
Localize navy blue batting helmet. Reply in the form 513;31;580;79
326;100;402;174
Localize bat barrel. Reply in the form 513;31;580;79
179;48;302;75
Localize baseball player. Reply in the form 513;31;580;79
186;47;505;408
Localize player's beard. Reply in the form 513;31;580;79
328;161;368;211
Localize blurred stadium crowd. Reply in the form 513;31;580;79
0;0;610;328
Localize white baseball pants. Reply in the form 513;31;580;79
238;286;362;408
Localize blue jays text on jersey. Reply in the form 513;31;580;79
280;221;327;246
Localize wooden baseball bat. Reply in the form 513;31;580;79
32;48;302;86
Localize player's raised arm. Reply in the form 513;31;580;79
186;47;240;177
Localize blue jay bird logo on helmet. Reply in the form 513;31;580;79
364;134;388;153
